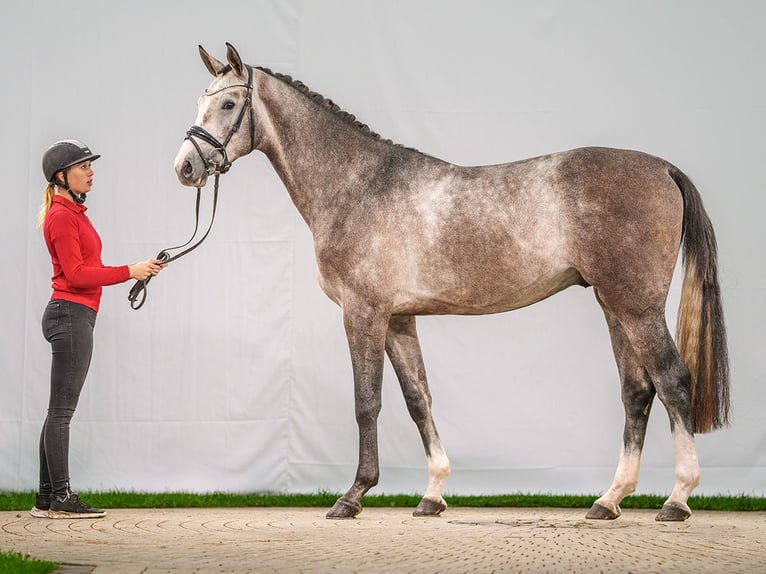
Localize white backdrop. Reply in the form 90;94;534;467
2;0;764;497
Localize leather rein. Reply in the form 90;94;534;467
128;65;255;310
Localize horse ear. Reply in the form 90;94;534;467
225;42;244;76
199;45;225;77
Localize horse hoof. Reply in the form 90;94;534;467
585;502;621;520
326;497;362;519
655;502;691;522
413;497;447;517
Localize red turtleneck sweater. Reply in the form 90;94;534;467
43;195;130;312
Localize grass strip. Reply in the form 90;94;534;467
1;491;764;512
0;550;56;574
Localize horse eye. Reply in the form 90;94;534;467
222;100;236;110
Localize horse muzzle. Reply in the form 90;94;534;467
174;143;209;188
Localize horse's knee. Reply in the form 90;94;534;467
354;396;382;425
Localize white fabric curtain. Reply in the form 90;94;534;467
2;0;764;496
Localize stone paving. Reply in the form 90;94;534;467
1;507;764;573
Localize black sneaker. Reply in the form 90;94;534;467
48;491;106;519
30;493;51;518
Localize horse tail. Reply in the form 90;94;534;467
669;166;730;433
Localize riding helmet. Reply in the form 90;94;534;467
42;139;101;182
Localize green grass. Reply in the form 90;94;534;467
1;491;764;512
0;550;56;574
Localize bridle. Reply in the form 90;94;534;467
185;64;256;175
128;64;255;310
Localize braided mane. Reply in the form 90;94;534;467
255;66;417;152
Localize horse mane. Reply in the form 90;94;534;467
254;66;420;153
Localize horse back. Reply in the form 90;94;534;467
313;146;683;316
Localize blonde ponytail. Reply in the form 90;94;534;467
37;183;56;229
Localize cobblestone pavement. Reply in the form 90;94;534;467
1;507;765;573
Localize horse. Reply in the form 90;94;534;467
174;43;730;522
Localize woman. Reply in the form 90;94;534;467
32;139;166;519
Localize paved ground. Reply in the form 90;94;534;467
1;507;764;573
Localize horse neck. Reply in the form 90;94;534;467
254;73;392;227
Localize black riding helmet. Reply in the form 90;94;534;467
42;139;100;183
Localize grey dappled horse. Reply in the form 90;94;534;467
174;44;729;522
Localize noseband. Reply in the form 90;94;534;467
127;65;255;310
185;64;256;175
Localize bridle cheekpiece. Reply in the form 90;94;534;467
185;64;255;175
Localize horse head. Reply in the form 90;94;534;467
175;43;256;188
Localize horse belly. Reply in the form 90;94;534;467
393;258;586;316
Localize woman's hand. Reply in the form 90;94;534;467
129;259;168;281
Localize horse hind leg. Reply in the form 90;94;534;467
385;315;450;516
627;316;699;521
596;293;700;521
587;304;656;520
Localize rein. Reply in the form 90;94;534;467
127;174;220;310
128;64;255;310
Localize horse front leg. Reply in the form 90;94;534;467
326;301;390;519
385;315;450;517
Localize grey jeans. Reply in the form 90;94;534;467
39;299;97;497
